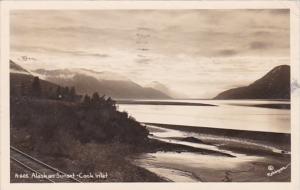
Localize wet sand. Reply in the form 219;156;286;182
130;123;291;182
133;152;290;182
143;123;290;146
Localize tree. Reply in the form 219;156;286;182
106;97;116;110
47;87;54;99
56;86;62;100
62;87;70;100
31;77;41;97
10;86;17;96
64;87;70;100
91;92;100;105
82;94;91;106
20;82;26;96
70;86;76;101
99;95;106;107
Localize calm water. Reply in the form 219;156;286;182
118;99;290;133
120;99;291;182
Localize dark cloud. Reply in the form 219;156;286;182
216;49;239;57
74;51;109;58
135;58;152;64
249;41;272;50
245;9;289;15
252;31;272;36
268;9;290;15
12;45;110;58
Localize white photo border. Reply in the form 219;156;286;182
1;1;299;190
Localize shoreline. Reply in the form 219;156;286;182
131;123;291;182
9;97;291;182
10;121;291;182
231;103;290;110
117;100;216;106
143;122;291;145
10;139;168;182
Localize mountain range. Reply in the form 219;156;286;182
10;60;290;100
10;61;172;99
10;60;59;97
214;65;290;99
10;60;31;74
10;60;171;99
32;68;171;99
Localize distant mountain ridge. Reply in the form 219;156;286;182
146;81;186;98
34;68;129;81
10;60;60;97
33;68;171;99
10;61;170;100
10;60;31;74
214;65;290;99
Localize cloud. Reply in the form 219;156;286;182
75;52;110;58
10;10;290;98
249;41;272;50
135;58;152;65
252;30;272;36
11;9;290;58
268;9;290;15
12;45;110;58
215;49;239;57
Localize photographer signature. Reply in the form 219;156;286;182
267;163;290;177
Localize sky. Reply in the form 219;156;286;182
10;9;290;98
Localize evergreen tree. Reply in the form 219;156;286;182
20;82;26;96
10;86;16;96
63;87;70;100
70;86;76;101
31;77;41;97
83;94;91;106
106;97;116;109
99;95;106;107
56;86;62;100
47;87;53;99
91;92;100;105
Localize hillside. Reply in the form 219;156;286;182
214;65;290;99
10;61;60;97
33;69;171;99
10;96;165;182
10;60;31;74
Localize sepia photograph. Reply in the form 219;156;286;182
1;1;299;187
